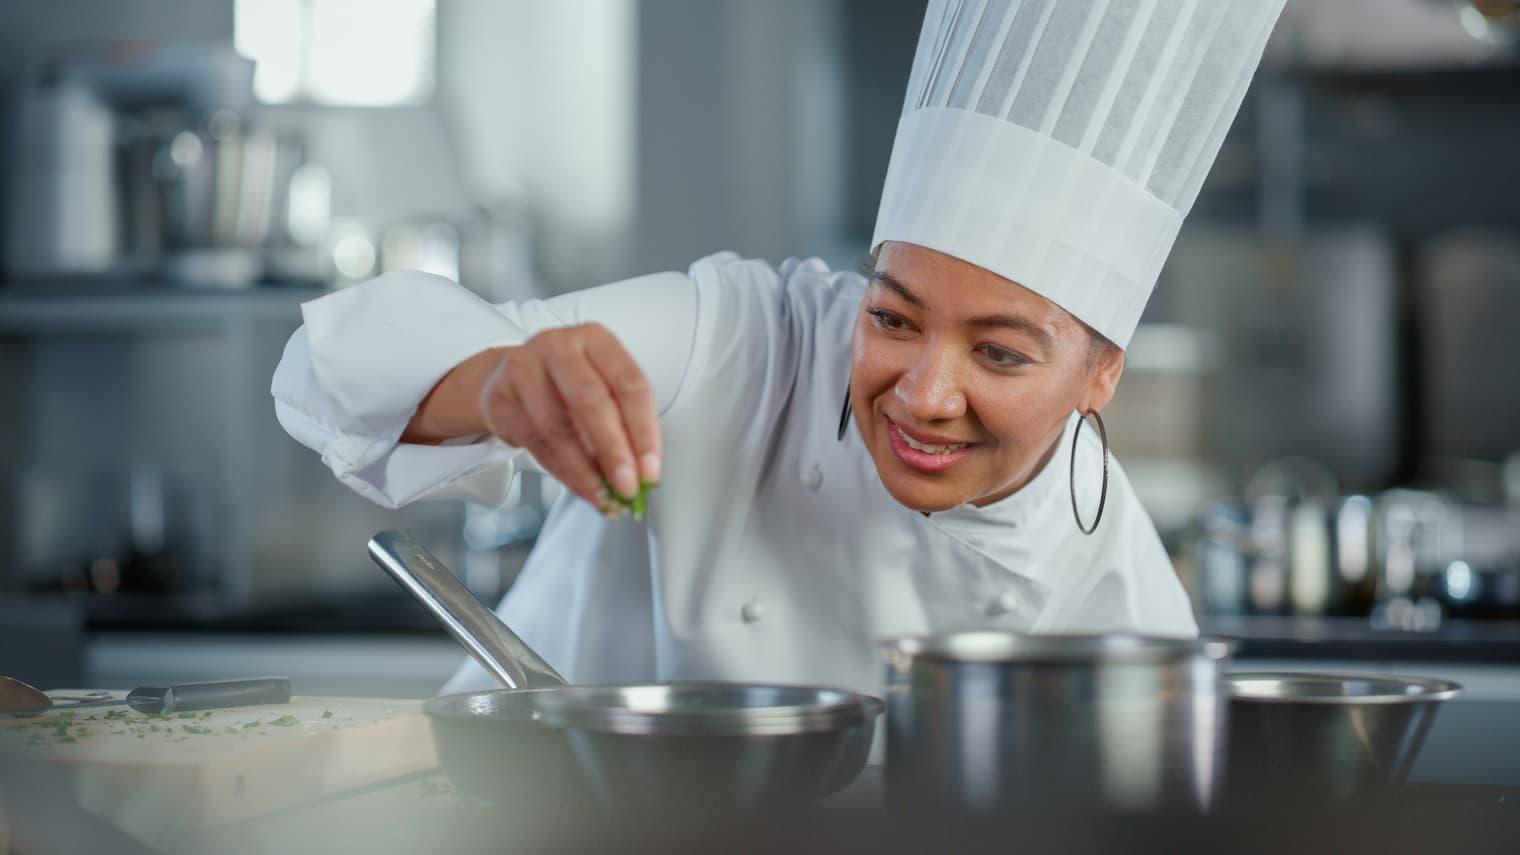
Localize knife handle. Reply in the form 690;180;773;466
126;677;292;715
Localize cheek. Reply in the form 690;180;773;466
966;371;1080;446
850;322;899;393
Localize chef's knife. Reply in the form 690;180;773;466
0;677;291;718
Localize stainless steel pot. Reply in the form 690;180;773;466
368;530;882;823
1225;672;1461;803
882;632;1235;815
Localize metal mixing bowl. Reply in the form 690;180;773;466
1225;672;1462;803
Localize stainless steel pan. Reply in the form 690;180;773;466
368;531;882;823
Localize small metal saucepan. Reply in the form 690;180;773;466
368;531;882;823
882;632;1237;816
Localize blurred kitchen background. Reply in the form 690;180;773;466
1;0;1519;782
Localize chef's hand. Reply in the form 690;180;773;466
403;324;661;510
483;324;662;507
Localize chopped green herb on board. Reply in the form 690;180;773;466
321;710;334;719
268;715;299;727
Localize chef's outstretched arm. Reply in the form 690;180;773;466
271;270;696;509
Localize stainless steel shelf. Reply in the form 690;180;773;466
0;284;328;332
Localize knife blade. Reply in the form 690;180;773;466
0;677;292;718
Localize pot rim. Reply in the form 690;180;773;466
881;631;1237;665
426;682;886;736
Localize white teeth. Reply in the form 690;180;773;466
900;430;967;455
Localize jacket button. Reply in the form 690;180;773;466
802;465;823;491
984;592;1019;617
741;599;766;624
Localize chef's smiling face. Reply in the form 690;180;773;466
850;241;1125;513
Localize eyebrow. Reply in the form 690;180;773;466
870;270;1056;351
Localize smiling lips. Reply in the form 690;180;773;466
885;417;977;473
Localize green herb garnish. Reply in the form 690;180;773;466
601;477;657;520
268;715;299;727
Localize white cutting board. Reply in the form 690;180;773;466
0;692;436;850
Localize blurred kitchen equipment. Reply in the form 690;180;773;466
1418;229;1520;465
368;530;882;820
1371;489;1460;631
1190;502;1253;616
376;207;543;303
881;632;1235;815
1243;458;1341;616
4;42;326;287
1425;0;1520;48
1225;672;1461;803
1162;226;1401;488
1435;559;1520;619
5;43;256;279
12;464;201;597
1187;454;1475;622
123;109;309;287
4;68;118;276
0;676;290;718
380;220;460;282
457;206;540;303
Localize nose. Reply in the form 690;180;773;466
894;341;967;422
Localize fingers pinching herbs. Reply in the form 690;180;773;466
540;325;642;500
581;324;662;488
477;325;662;515
479;347;604;506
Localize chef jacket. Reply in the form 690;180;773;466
271;252;1198;697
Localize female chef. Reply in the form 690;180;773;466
272;0;1285;695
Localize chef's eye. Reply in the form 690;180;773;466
977;344;1029;369
868;308;914;335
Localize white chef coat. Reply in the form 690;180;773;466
271;252;1197;698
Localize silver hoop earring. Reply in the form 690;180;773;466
837;381;853;443
1069;410;1109;536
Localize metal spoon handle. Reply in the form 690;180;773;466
368;530;566;690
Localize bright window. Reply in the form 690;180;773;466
234;0;436;106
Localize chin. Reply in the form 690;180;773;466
877;471;971;513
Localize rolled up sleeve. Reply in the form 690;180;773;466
271;269;698;509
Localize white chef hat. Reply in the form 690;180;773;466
871;0;1286;348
